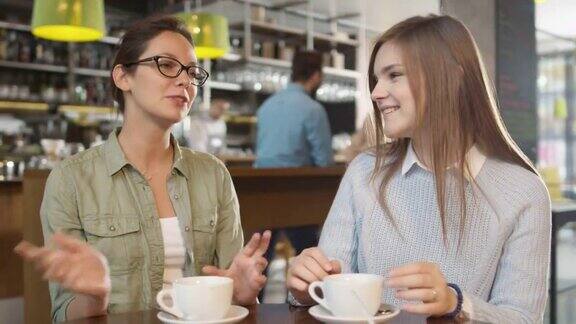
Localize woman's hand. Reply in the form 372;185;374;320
287;247;341;305
202;230;271;306
386;262;458;317
14;233;111;305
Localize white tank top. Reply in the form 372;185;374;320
159;217;186;289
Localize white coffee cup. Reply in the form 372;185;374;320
308;273;384;318
156;276;233;320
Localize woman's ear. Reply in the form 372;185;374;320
112;64;130;92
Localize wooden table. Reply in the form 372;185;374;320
62;303;475;323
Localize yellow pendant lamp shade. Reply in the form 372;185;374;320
31;0;106;42
178;12;230;59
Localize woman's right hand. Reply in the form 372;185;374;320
14;233;111;302
287;247;341;305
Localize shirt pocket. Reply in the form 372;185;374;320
82;215;144;269
191;207;217;266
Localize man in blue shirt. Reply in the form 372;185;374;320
255;52;333;302
255;51;333;168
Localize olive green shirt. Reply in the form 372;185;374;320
40;130;243;322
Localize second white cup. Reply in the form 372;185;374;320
156;276;233;321
308;273;384;318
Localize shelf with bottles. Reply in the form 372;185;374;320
212;62;358;102
0;69;113;108
229;21;359;48
238;56;359;80
0;28;69;67
0;21;117;76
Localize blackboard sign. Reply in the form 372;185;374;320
496;0;538;162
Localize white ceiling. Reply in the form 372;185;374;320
536;0;576;39
269;0;439;32
269;0;575;41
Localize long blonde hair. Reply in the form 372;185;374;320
368;15;536;244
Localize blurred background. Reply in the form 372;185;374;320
0;0;574;323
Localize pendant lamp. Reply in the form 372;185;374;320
31;0;106;42
177;12;230;59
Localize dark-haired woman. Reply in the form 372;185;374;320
15;15;270;322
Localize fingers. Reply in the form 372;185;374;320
395;288;438;302
202;265;227;277
255;257;268;273
242;233;261;257
386;273;433;289
251;274;267;288
287;276;309;292
302;248;332;272
290;263;320;284
303;256;331;279
388;262;437;277
52;233;85;253
329;260;342;274
14;241;42;260
254;230;271;257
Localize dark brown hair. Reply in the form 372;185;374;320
291;50;323;82
110;15;194;113
368;15;536;246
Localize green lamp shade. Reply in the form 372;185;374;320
31;0;105;42
178;12;230;59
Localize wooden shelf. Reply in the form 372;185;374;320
231;20;305;38
0;60;67;74
314;33;359;47
208;81;242;91
0;21;30;32
59;105;115;115
245;56;359;79
224;115;257;124
100;36;121;45
246;56;291;68
322;66;361;79
0;21;120;46
0;101;49;111
74;68;110;78
230;21;358;47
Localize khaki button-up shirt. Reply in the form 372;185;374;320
40;130;243;322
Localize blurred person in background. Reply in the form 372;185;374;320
255;50;333;168
187;98;229;154
254;51;334;301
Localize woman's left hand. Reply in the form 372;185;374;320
386;262;458;317
202;230;271;305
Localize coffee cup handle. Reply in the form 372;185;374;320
308;281;331;312
156;288;184;319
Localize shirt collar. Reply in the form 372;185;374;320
287;82;306;93
103;128;189;179
401;141;487;180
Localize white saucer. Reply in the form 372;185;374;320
308;304;400;324
157;305;249;324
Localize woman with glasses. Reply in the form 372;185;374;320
15;15;271;322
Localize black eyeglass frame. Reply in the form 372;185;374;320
123;55;209;86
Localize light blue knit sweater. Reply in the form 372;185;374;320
317;152;551;323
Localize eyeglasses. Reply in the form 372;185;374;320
123;55;209;86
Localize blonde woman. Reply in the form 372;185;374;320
287;15;550;323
